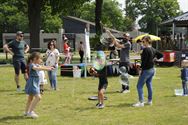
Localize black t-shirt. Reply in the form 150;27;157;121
108;46;115;50
97;66;107;78
141;47;163;70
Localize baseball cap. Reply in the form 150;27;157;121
16;31;24;35
123;33;130;37
64;35;68;41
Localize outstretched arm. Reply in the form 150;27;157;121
33;65;54;71
106;29;124;48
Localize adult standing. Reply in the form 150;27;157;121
78;41;84;63
133;36;163;107
107;30;131;93
45;40;60;90
3;31;29;91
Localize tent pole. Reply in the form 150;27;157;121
172;22;175;40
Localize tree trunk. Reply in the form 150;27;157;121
28;0;43;51
95;0;103;37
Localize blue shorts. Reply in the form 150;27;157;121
13;60;27;75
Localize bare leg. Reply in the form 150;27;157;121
98;89;105;104
25;95;34;113
64;57;68;64
28;94;41;113
15;74;20;87
40;84;44;94
24;73;28;81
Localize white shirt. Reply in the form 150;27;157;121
45;49;60;66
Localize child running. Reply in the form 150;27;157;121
24;52;54;118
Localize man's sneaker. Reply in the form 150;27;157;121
96;103;105;109
17;87;21;92
132;102;144;107
27;111;39;118
144;101;152;105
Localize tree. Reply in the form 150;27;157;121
0;0;28;33
27;0;43;50
73;0;126;31
95;0;103;36
27;0;90;50
41;6;62;33
125;0;180;34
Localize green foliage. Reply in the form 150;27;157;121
0;0;29;33
73;0;127;31
126;0;180;34
41;6;62;33
50;0;91;15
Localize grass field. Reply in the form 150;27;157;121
0;66;188;125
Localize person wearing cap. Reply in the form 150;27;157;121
63;35;71;64
3;31;30;92
106;30;131;93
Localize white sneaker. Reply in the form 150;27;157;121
132;102;144;107
122;90;130;94
17;87;21;92
27;111;39;118
23;111;34;116
144;101;152;105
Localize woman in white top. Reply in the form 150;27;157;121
45;40;60;90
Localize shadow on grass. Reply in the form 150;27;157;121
164;95;177;98
0;89;15;93
106;91;120;94
75;106;96;112
0;115;30;122
75;103;132;112
107;103;132;108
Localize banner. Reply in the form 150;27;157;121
85;28;91;62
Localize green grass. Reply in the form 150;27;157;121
0;66;188;125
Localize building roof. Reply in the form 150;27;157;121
63;16;123;33
63;16;146;38
161;11;188;27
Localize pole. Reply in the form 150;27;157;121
172;22;175;40
84;28;87;78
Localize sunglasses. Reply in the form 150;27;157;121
20;35;24;37
50;44;54;46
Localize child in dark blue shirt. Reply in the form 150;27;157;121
181;60;188;96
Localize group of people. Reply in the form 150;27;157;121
3;30;164;118
97;30;163;108
3;31;60;118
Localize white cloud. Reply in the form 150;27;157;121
178;0;188;12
